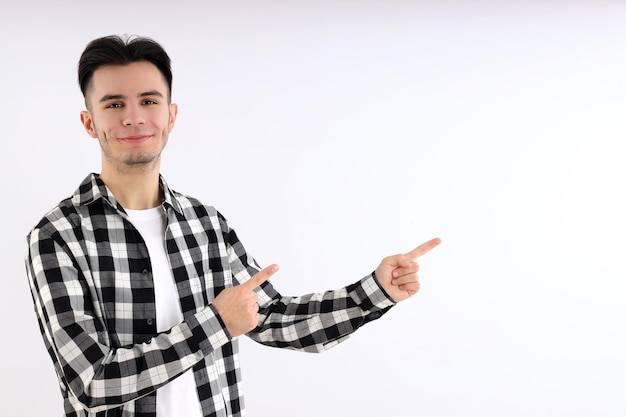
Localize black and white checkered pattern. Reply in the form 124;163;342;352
25;173;396;417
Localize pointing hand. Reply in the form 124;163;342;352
213;264;279;338
374;238;441;302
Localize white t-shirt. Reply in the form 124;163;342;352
126;206;203;417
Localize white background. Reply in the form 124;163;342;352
1;1;625;416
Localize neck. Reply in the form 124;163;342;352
99;163;163;210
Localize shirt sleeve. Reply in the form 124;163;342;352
219;215;396;353
251;274;397;353
25;226;231;414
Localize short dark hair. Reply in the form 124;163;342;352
78;35;173;104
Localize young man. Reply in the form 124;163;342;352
25;35;440;417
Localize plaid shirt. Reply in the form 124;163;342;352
25;173;395;417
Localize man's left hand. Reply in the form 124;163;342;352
375;238;441;302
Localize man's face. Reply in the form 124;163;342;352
80;61;177;173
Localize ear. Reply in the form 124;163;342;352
168;103;178;132
80;110;98;138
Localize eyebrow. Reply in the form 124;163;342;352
98;90;165;103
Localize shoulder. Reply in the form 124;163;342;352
168;188;231;230
25;197;84;261
28;197;79;237
27;173;103;238
170;189;217;217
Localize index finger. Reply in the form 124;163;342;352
405;238;441;260
241;264;279;291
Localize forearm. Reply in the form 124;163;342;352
249;273;396;353
32;282;229;412
89;309;226;410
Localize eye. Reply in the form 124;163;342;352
143;99;157;105
106;102;123;109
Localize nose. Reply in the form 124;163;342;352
123;104;146;126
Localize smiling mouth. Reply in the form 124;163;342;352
120;135;152;143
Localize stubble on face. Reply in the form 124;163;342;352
91;118;170;173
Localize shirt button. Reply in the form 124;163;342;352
142;269;149;276
147;318;154;326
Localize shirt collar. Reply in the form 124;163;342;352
160;176;182;213
71;173;183;214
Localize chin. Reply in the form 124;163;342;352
123;152;160;167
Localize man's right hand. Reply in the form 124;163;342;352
212;264;279;338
